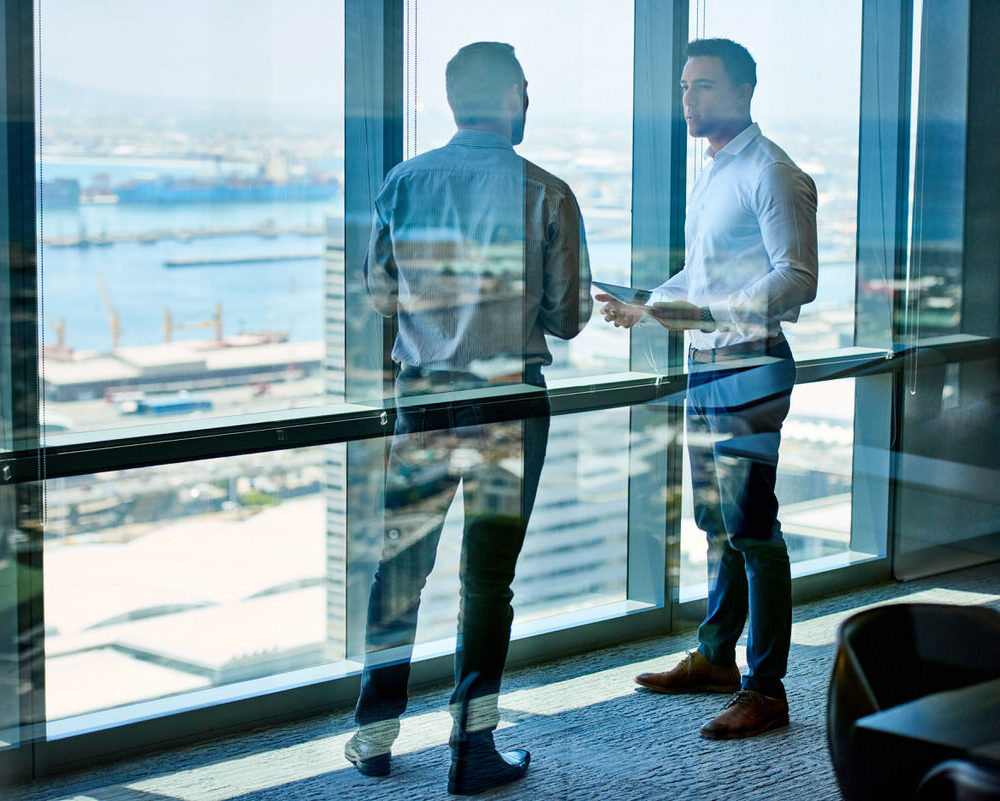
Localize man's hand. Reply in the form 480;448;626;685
647;300;705;330
596;294;645;328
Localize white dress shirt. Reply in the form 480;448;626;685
651;122;818;349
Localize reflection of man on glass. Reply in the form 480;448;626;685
345;42;591;793
599;38;817;739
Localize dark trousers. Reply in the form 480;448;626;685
355;368;549;736
686;339;795;699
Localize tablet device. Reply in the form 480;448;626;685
593;280;652;307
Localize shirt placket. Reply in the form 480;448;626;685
689;155;723;303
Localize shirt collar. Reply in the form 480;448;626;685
706;122;761;160
449;128;515;150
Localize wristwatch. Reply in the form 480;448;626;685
699;306;717;333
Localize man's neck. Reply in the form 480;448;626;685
706;117;753;155
458;122;513;143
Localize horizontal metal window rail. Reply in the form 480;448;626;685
2;337;995;483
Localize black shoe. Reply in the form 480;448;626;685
448;745;530;795
448;672;529;794
344;734;391;777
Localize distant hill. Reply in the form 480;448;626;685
39;76;340;127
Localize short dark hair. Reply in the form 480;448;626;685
686;38;757;92
446;42;525;125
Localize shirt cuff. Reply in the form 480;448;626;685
708;300;734;333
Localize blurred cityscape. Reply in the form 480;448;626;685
38;101;859;721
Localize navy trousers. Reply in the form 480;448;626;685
686;338;795;699
355;367;549;736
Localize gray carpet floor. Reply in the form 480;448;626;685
9;561;1000;801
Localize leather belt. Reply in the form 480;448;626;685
689;334;786;364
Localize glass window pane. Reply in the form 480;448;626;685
346;404;632;663
680;377;860;599
37;1;345;439
408;0;634;380
44;446;341;722
409;406;631;648
671;0;866;604
893;0;1000;578
44;405;630;725
688;0;862;355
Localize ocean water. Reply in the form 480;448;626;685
38;159;855;354
39;231;329;352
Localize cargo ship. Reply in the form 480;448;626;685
40;178;82;207
113;172;340;205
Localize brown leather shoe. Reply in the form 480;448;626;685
634;651;741;694
699;689;790;740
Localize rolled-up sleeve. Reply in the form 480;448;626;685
710;162;818;336
540;189;592;339
363;184;399;317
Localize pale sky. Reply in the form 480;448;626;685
699;0;862;126
39;0;345;110
39;0;861;123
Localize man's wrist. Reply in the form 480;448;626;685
699;306;717;333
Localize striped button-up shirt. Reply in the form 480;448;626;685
364;129;592;374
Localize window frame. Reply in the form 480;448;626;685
8;0;993;782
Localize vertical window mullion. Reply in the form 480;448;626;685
628;0;688;626
342;0;403;661
852;0;913;567
2;0;43;785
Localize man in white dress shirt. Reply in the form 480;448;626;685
598;38;817;739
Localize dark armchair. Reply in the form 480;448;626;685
827;603;1000;801
916;758;1000;801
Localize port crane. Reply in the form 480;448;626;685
163;304;223;343
43;313;66;348
93;268;121;350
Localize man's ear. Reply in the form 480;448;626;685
502;82;523;114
